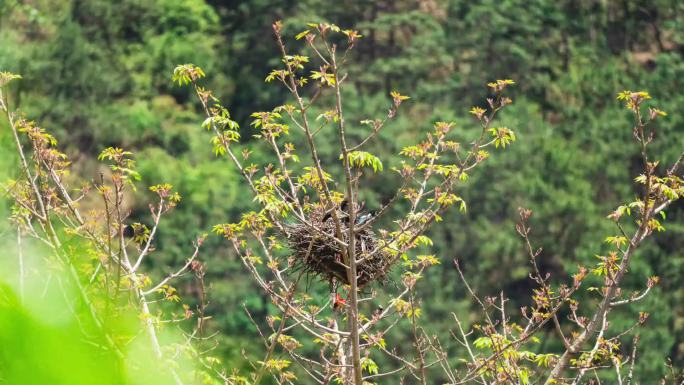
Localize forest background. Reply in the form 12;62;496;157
1;0;683;382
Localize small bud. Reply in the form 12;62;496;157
647;276;660;288
272;21;282;34
518;207;533;220
649;107;662;120
183;304;194;319
306;33;315;44
577;316;588;327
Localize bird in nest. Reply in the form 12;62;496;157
320;198;378;312
322;198;375;225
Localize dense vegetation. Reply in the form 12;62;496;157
1;1;683;384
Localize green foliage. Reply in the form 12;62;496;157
342;151;384;173
0;248;194;385
0;72;21;87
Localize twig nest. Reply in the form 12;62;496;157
286;205;392;288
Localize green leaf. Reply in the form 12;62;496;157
0;72;22;87
473;337;492;349
172;64;205;86
360;357;379;375
341;151;384;173
295;30;310;40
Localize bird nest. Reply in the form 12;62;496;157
286;204;392;288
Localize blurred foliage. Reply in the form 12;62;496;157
0;246;195;385
1;0;683;382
